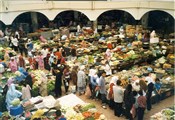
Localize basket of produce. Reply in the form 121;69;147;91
161;108;175;120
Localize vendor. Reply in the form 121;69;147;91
6;83;22;110
55;109;66;120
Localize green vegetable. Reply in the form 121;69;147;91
11;98;20;106
81;103;96;112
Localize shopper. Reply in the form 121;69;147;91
108;76;118;109
70;66;78;91
63;65;71;94
55;67;63;98
44;53;51;71
124;84;135;120
18;54;26;68
98;70;107;109
137;90;147;120
77;66;86;95
145;73;154;111
9;57;18;73
113;80;124;116
90;70;99;99
36;52;45;70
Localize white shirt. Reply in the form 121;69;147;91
113;85;124;103
105;64;112;75
41;48;48;58
0;64;5;73
12;38;18;46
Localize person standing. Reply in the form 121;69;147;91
11;35;19;52
124;84;135;120
137;90;147;120
44;53;51;71
36;52;45;70
18;54;26;68
98;70;107;109
63;65;71;94
113;80;124;117
70;66;78;91
145;73;154;111
77;66;86;95
108;76;118;109
55;68;63;98
9;57;18;73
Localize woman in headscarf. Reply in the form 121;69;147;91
6;83;22;110
9;57;18;73
124;84;135;120
77;66;86;95
145;73;154;111
108;76;118;109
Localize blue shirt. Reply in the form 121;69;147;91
154;82;162;91
99;76;106;94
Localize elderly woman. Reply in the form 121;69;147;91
77;66;86;96
6;83;22;110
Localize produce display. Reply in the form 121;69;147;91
151;106;175;120
61;103;106;120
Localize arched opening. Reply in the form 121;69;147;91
97;10;136;29
53;10;91;28
0;21;6;31
140;10;175;38
12;12;49;33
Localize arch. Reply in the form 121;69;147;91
138;9;175;20
11;11;50;32
141;10;174;36
0;21;6;31
97;9;136;25
52;10;91;27
11;11;49;24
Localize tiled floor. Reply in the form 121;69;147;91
77;94;175;120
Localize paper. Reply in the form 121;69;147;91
57;94;85;107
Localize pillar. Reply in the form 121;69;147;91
141;12;149;28
74;11;79;24
31;12;38;32
93;20;98;32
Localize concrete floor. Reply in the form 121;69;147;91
77;94;175;120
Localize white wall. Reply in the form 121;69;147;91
0;0;174;25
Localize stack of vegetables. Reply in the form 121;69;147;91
61;103;107;120
31;70;55;96
151;106;175;120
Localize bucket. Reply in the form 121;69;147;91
10;105;23;116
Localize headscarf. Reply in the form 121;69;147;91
110;76;119;85
7;77;14;87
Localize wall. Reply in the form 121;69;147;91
0;0;174;25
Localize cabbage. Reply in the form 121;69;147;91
11;98;20;106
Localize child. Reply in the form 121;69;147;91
56;110;66;120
